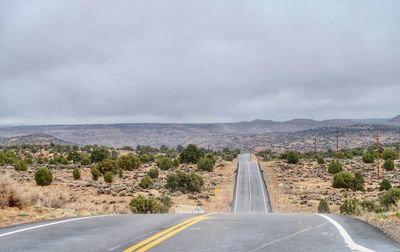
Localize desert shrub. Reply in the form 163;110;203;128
318;199;330;213
382;148;399;160
328;159;343;174
166;170;204;193
91;167;101;181
197;157;215;172
96;159;118;174
90;147;110;163
0;151;18;165
383;159;395;171
35;167;53;186
67;150;81;163
117;154;141;170
332;171;354;189
49;155;68;165
80;154;91;165
340;198;360;215
172;158;180;168
360;199;378;212
72;168;81;180
139;176;153;189
351;172;365;192
379;179;392;191
160;195;172;209
14;160;28;172
104;171;113;184
379;188;400;210
156;156;174;170
286;151;300;164
317;156;325;164
129;195;170;213
147;168;159;179
362;152;375;164
139;153;154;163
179;144;204;164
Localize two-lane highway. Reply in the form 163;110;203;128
234;154;271;213
1;154;399;251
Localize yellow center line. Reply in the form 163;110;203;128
123;213;212;252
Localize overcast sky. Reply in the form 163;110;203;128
1;0;399;125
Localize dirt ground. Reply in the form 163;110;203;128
0;160;236;227
259;158;400;242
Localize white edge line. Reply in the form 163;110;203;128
317;214;375;252
0;215;113;238
233;156;241;213
256;161;268;213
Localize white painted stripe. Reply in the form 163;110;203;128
0;215;112;238
233;157;241;213
317;214;375;252
255;162;268;213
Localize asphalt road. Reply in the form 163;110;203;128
234;154;272;213
1;154;399;251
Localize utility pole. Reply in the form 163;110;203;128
376;132;381;179
336;130;339;158
313;138;317;159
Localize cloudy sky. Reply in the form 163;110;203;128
1;0;399;125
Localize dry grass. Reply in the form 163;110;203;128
0;175;69;209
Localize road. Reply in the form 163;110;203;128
1;154;399;251
234;153;271;213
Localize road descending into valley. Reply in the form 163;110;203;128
1;154;399;251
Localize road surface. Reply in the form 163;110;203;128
1;154;399;251
233;154;271;213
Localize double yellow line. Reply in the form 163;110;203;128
123;214;211;252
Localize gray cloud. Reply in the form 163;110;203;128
1;0;400;125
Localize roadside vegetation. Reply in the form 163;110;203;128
0;143;239;226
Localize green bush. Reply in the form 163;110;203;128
104;171;113;184
14;160;28;171
96;159;117;174
80;154;91;165
286;151;300;164
362;152;374;164
156;156;174;170
379;179;392;191
332;171;354;189
139;153;154;163
166;170;204;193
360;199;378;212
129;195;170;213
90;147;110;163
383;159;395;171
340;198;360;215
179;144;204;164
139;176;153;189
72;168;81;180
328;159;343;174
35;167;53;186
351;172;365;192
147;168;159;179
116;154;141;170
318;199;330;213
91;167;101;181
317;156;325;164
197;157;215;172
379;188;400;210
382;148;399;160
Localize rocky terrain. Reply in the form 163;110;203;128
0;116;396;150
